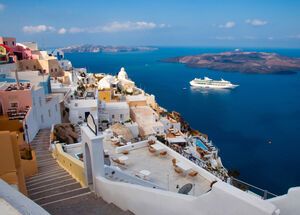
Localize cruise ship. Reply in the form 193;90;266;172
190;77;238;89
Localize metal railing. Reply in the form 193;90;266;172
181;151;278;199
229;177;278;199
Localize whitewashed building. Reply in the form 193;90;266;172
99;101;130;123
68;99;98;125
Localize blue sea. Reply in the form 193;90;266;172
66;47;300;195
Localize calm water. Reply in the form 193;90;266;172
66;47;300;195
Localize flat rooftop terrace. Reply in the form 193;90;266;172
103;139;211;196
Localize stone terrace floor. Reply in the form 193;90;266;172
103;140;211;196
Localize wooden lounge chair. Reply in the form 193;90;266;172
160;151;167;156
148;146;156;153
174;166;183;174
172;158;177;166
111;157;125;165
188;170;198;177
148;140;155;145
122;150;129;155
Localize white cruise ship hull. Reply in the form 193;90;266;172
190;80;238;89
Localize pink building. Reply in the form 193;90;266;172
0;82;32;116
13;44;33;60
0;37;16;48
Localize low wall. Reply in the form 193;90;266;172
269;187;300;215
53;144;87;187
64;142;82;155
95;176;278;215
23;108;39;143
115;140;148;154
0;179;50;215
21;150;38;177
104;166;163;190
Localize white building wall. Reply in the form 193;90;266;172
31;87;61;129
69;100;98;125
99;102;130;123
0;63;17;76
23;108;39;143
124;122;139;138
59;60;72;71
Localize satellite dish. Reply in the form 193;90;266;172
178;183;193;195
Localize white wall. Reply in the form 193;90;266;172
23;108;39;143
269;187;300;215
124;122;139;138
64;142;82;155
0;63;16;76
95;176;278;215
0;179;50;215
32;87;61;128
99;102;130;123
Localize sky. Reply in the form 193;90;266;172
1;0;300;48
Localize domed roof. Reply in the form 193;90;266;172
117;67;128;80
98;75;115;90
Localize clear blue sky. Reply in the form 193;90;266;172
1;0;300;48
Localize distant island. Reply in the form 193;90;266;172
163;51;300;74
60;44;158;53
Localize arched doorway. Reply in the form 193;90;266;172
84;142;93;185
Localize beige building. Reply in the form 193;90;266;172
17;58;63;77
126;94;148;107
130;105;164;137
0;130;27;195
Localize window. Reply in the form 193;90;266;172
55;104;58;112
3;41;7;45
12;41;15;46
55;68;57;72
33;65;36;70
41;114;44;123
39;97;42;106
112;114;115;119
48;109;51;117
26;66;29;70
50;68;53;73
10;102;18;108
120;114;123;119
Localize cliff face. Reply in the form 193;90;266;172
163;51;300;74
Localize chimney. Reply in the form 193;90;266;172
15;69;20;89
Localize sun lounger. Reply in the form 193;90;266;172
174;166;183;174
148;146;156;153
160;151;167;156
188;170;198;177
112;157;125;165
172;158;177;166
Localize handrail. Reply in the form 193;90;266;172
229;177;278;199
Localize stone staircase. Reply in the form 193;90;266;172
26;128;133;215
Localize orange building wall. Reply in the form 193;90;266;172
0;131;27;195
98;89;112;102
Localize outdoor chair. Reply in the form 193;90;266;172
148;146;156;153
188;170;198;177
174;166;183;174
122;150;129;155
111;157;125;165
172;158;177;166
160;151;167;156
